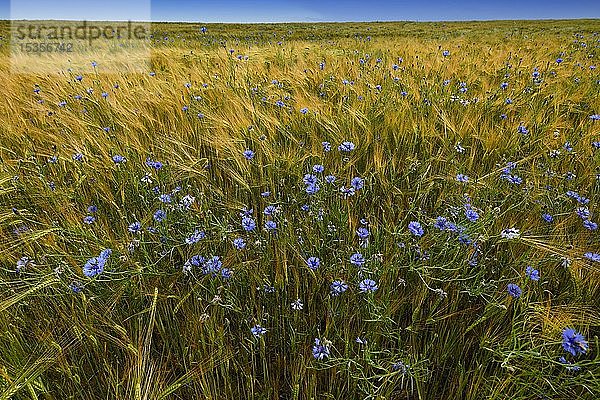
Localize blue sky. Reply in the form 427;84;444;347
3;0;599;22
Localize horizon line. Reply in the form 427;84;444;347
3;17;600;24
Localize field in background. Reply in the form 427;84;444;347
0;19;599;399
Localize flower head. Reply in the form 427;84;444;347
233;237;246;250
153;209;166;222
241;216;256;231
507;283;522;298
312;338;330;360
408;221;424;237
359;278;378;293
584;252;600;262
243;149;255;160
357;227;370;239
562;328;588;356
350;252;365;266
83;256;106;278
330;280;348;296
251;325;267;338
525;266;540;281
128;221;142;234
306;256;320;270
456;174;469;183
338;141;355;152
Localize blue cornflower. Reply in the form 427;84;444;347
330;280;348;296
434;216;448;230
263;220;277;232
203;256;222;275
303;174;317;185
313;164;324;173
576;207;590;219
263;205;277;216
69;281;83;293
583;220;598;231
300;107;308;114
351;177;364;190
567;191;590;205
306;256;320;270
251;325;267;338
83;257;105;277
145;158;163;170
322;141;331;152
185;230;205;244
584;252;600;262
128;221;142;233
221;268;233;279
502;162;517;174
446;222;461;233
183;255;205;273
243;149;254;160
500;82;508;89
159;194;172;203
408;221;424;237
350;252;365;266
233;237;246;250
504;175;523;185
306;183;320;195
153;209;166;222
241;216;256;231
99;249;112;259
562;328;588;356
456;174;469;183
542;213;554;223
261;191;271;197
16;256;33;272
359;278;378;293
83;250;111;278
72;153;84;162
325;175;336;184
465;208;479;222
442;50;450;57
525;266;540;281
357;227;370;239
83;215;95;224
112;155;126;164
338;141;356;152
312;338;330;360
507;283;522;298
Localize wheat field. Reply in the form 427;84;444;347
0;20;599;399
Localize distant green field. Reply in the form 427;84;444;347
0;20;599;399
